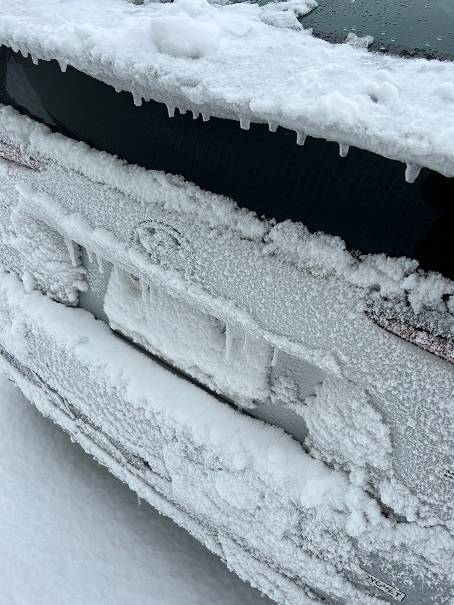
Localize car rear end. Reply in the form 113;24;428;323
0;2;453;604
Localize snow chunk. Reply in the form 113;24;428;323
344;32;374;49
151;6;221;59
261;0;317;30
302;376;392;482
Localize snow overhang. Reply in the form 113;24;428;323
1;0;454;179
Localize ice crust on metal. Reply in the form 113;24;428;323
0;106;453;603
0;104;453;529
0;272;453;605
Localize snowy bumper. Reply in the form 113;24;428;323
0;274;453;605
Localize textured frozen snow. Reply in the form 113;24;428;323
0;373;272;605
1;103;452;321
0;270;453;604
0;104;453;531
2;0;454;176
105;267;273;406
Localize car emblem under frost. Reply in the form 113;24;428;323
133;219;193;270
360;569;406;602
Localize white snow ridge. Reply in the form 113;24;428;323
2;0;454;176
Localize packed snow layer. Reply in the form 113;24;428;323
0;373;271;605
0;141;87;304
0;270;453;605
2;0;454;177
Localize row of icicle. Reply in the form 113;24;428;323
7;45;423;185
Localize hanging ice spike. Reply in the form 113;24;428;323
95;253;104;274
338;143;350;158
239;116;250;131
64;238;77;267
132;93;143;107
225;323;234;363
405;163;422;184
296;131;307;146
140;278;148;302
166;105;175;118
57;59;68;73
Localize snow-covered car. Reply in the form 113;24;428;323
0;1;453;604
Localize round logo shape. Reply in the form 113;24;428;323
133;219;193;270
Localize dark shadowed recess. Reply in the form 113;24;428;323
1;45;453;279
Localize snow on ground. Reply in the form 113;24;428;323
2;0;454;177
0;372;271;605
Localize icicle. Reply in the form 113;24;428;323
31;55;39;66
20;47;28;59
225;323;234;363
86;248;94;264
405;163;421;184
166;104;175;118
58;59;67;73
132;93;142;107
178;107;188;116
239;116;250;130
268;121;278;133
65;238;77;267
96;253;104;274
338;143;350;158
296;131;306;146
137;493;141;506
192;111;200;120
140;278;147;302
240;329;247;352
114;86;121;94
201;112;210;122
271;347;279;367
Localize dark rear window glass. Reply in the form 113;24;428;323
300;0;454;60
